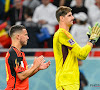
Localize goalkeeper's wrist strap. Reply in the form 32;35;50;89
89;40;95;45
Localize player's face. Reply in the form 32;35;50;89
64;12;74;26
19;29;29;46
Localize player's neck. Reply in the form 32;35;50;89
11;40;22;51
59;24;70;32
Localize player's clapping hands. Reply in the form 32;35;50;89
33;55;51;70
38;60;51;70
33;55;44;69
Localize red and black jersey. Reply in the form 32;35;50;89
5;46;29;90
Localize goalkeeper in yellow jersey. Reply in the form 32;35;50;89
53;6;100;90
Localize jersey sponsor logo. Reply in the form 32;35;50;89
68;39;75;45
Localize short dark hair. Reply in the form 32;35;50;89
9;25;26;37
56;6;72;22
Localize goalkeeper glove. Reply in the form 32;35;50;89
88;22;100;45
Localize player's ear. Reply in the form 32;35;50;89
60;16;64;22
16;33;20;40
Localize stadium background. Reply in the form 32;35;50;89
0;0;100;90
0;56;100;90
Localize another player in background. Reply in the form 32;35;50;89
5;25;51;90
53;6;100;90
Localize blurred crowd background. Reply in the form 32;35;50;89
0;0;100;90
0;0;100;57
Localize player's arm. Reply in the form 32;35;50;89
59;31;92;60
26;64;39;77
75;23;100;59
9;54;44;80
15;56;44;81
28;60;51;77
71;42;92;60
87;42;93;48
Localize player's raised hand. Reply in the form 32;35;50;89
90;22;100;39
88;22;100;44
33;55;44;69
38;60;51;70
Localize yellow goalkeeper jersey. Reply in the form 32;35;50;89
53;28;91;89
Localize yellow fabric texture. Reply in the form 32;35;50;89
57;85;79;90
53;28;91;89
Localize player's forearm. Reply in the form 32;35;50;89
79;45;91;60
29;68;39;77
17;65;39;81
72;43;92;60
87;42;93;48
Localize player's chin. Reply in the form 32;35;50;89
71;21;74;24
69;22;73;26
70;23;73;26
23;42;28;46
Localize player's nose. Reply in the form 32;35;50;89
27;36;29;40
72;15;74;20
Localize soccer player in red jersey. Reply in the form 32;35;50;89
5;25;51;90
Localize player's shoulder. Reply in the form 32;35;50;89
9;46;16;53
8;46;17;57
59;28;72;39
5;46;17;60
53;29;61;38
8;46;23;57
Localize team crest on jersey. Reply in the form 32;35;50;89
68;39;75;45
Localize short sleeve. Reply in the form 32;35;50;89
13;57;25;73
8;50;26;73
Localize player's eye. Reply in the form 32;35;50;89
25;34;28;36
68;14;71;17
